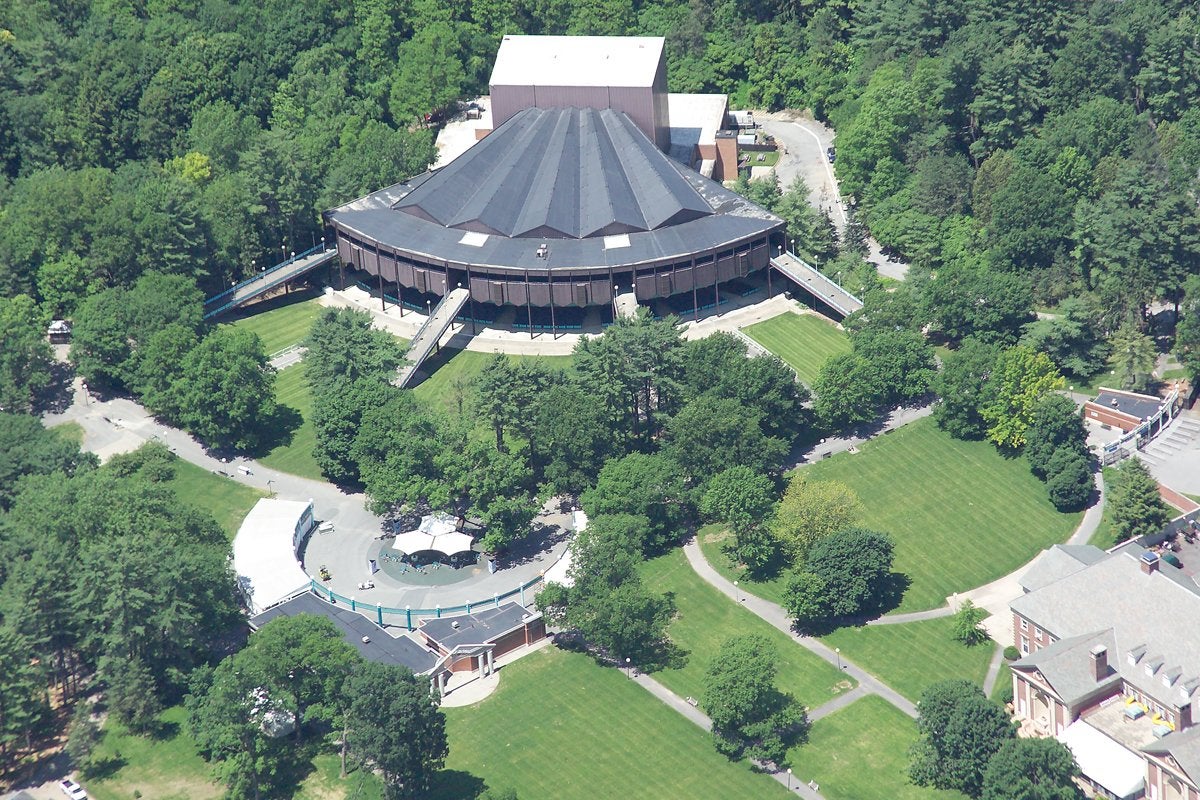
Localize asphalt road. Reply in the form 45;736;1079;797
758;112;909;281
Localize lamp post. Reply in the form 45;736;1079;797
734;580;739;602
835;648;841;669
625;657;631;675
321;235;326;251
787;768;792;790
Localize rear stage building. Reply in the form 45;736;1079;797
325;35;786;323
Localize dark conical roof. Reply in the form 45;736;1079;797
393;107;714;240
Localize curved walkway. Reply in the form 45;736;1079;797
683;539;918;719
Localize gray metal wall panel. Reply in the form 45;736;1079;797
337;237;352;263
673;266;695;292
505;282;528;306
656;273;672;297
695;261;717;286
608;85;656;145
551;281;575;306
529;282;551;306
591;279;613;303
491;85;535;129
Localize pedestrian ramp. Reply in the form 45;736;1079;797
393;288;471;388
770;252;863;318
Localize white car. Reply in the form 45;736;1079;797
60;778;88;800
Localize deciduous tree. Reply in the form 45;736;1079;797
910;680;1015;798
981;737;1082;800
770;475;863;562
980;346;1064;449
702;634;807;765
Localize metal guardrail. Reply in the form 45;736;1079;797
307;573;546;630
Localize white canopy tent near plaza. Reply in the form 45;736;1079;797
391;512;476;556
233;499;316;615
1057;721;1145;800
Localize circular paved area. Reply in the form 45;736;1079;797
302;510;573;612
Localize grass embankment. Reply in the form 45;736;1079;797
432;646;791;799
167;457;266;539
742;311;850;385
640;549;853;710
788;695;970;800
413;348;573;411
256;364;323;481
702;418;1081;613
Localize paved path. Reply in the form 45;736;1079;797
683;539;918;719
982;644;1006;697
794;403;935;467
758;112;908;281
626;669;827;799
43;380;566;612
808;686;869;722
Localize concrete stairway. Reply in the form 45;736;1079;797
393;287;471;388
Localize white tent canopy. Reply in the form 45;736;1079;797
1057;721;1145;800
391;513;475;556
233;499;315;614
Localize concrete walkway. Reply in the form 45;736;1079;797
683;539;918;720
794;403;935;466
982;644;1006;697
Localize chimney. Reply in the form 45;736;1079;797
1090;645;1108;682
1142;551;1160;575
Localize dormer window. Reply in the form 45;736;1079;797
1146;658;1164;677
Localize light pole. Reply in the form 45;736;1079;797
625;657;631;675
787;768;792;790
734;580;739;602
267;479;274;495
835;648;841;669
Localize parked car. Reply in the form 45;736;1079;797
60;779;88;800
826;146;836;163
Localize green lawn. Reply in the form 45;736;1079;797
640;549;854;710
84;706;382;800
789;695;968;800
413;348;573;411
820;618;995;704
803;417;1080;612
167;457;267;539
432;646;791;800
1089;466;1120;549
991;663;1014;704
256;363;323;480
742;312;850;385
225;295;323;355
51;420;85;445
699;525;790;607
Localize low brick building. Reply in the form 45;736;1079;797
419;603;546;695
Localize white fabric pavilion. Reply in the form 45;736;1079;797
233;499;314;614
391;513;475;556
1057;721;1145;800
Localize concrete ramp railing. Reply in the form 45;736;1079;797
770;252;863;318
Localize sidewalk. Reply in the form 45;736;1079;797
682;539;918;719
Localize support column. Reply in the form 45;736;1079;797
438;671;447;697
378;271;385;311
406;605;412;630
376;605;383;626
550;281;557;339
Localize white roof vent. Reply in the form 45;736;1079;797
604;234;631;250
459;231;489;247
451;620;460;629
361;635;371;644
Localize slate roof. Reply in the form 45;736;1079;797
1013;631;1121;706
326;107;782;272
1010;550;1200;712
395;107;711;240
251;592;437;675
1019;544;1109;593
420;603;535;650
1144;724;1200;785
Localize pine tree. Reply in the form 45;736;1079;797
1109;458;1171;543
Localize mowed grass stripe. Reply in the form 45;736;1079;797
803;418;1080;612
434;647;790;800
788;695;969;800
821;617;995;704
640;549;854;709
257;363;323;481
743;312;850;385
226;296;323;355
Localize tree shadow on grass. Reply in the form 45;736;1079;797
245;403;304;457
83;752;128;781
425;768;486;800
796;571;913;636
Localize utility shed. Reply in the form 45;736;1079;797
489;35;671;152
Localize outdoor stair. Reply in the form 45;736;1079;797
769;251;863;318
393;287;471;388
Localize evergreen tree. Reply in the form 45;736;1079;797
1109;458;1171;543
